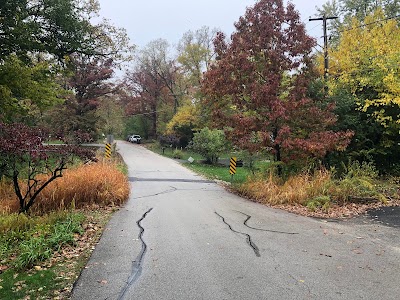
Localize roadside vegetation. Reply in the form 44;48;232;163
238;163;400;218
0;156;130;299
1;0;399;297
140;1;400;218
150;139;400;218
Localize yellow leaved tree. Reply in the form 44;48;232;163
166;101;200;133
329;9;400;131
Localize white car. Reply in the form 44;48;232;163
129;135;142;144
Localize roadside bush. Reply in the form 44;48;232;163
0;161;130;215
0;122;96;214
34;161;130;214
342;160;379;179
159;135;180;148
240;169;332;206
188;128;229;164
172;149;183;159
306;196;331;212
239;161;387;210
330;161;384;204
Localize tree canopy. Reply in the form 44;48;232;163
0;55;65;122
0;0;132;131
316;0;400;44
0;0;97;61
202;0;352;167
329;10;400;131
325;9;400;172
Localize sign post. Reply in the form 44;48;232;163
105;143;112;159
107;134;114;144
229;157;237;182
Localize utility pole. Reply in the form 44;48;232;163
309;15;338;81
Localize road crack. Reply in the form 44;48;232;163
118;208;153;300
235;211;299;235
132;186;177;200
215;211;261;257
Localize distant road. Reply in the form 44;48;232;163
72;141;400;300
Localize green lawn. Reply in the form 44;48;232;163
184;162;252;184
0;267;64;300
146;142;271;183
147;144;203;161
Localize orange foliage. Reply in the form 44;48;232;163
0;179;19;214
240;170;332;205
0;162;130;214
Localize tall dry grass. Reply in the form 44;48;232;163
0;178;19;214
239;169;332;206
0;161;130;215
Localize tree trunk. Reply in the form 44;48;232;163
274;143;282;176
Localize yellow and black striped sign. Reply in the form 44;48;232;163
105;143;112;158
229;157;237;175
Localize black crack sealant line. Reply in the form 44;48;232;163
118;208;153;300
235;211;299;235
215;211;261;257
131;186;177;200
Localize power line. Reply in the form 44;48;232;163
339;14;400;33
302;15;312;25
308;21;323;34
312;46;323;54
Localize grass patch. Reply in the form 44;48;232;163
0;267;62;300
146;143;399;216
185;162;252;184
146;142;266;184
0;211;84;299
0;212;84;270
0;208;114;299
147;143;203;161
306;195;331;212
239;170;333;206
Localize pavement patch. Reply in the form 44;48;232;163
367;206;400;228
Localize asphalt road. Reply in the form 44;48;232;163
71;141;400;300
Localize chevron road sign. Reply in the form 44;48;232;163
229;157;237;175
105;143;112;158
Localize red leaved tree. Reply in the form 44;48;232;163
123;41;178;138
202;0;353;170
43;54;117;140
0;122;96;214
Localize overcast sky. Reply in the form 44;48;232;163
97;0;329;49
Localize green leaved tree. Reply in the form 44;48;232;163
327;9;400;173
189;128;229;164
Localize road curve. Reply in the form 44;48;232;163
72;141;400;300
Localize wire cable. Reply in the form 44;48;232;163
339;14;400;33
